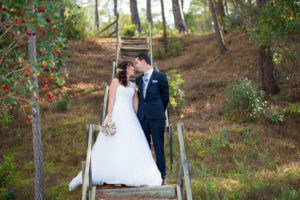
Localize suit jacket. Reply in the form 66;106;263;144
136;70;169;120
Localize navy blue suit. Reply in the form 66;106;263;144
136;70;169;179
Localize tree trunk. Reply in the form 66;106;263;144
214;0;226;33
28;2;44;200
130;0;142;33
95;0;99;29
208;0;227;55
224;0;229;16
59;0;65;28
147;0;152;23
114;0;118;16
214;0;226;21
160;0;168;53
257;0;280;95
258;47;280;94
172;0;188;33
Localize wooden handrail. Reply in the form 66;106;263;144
99;19;118;36
177;123;193;200
101;85;109;123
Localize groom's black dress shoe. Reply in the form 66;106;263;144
162;179;167;186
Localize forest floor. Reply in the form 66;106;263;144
0;31;299;200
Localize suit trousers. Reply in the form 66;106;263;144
140;119;166;179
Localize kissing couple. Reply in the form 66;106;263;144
69;53;169;190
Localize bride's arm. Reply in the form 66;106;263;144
133;84;139;113
107;78;119;121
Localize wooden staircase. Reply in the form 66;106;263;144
120;37;149;81
120;37;149;62
81;21;193;200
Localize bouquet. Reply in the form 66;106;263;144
100;120;116;136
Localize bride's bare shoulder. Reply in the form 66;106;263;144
110;78;119;87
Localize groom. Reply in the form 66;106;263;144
135;53;169;185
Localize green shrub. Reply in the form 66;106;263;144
223;78;266;121
0;107;14;130
0;154;16;200
54;68;69;88
167;70;185;112
167;40;182;57
63;1;87;40
122;24;136;37
223;10;248;32
274;185;300;200
56;92;70;112
264;105;284;125
283;103;300;115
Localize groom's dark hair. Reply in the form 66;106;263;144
136;53;151;65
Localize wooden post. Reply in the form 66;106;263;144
169;124;173;170
177;123;193;200
154;63;159;71
82;125;93;200
187;160;192;179
81;161;86;194
176;185;183;200
86;124;89;147
88;161;93;199
91;187;96;200
179;156;185;200
102;85;109;123
149;22;153;67
115;13;120;67
84;124;101;200
111;62;116;80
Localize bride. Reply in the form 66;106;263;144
69;61;162;191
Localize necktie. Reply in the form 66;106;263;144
143;73;149;98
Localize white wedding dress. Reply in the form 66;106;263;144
69;82;162;190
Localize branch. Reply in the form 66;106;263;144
0;24;15;39
0;93;31;104
5;68;26;77
7;41;20;55
5;34;27;55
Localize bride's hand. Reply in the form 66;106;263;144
106;117;112;123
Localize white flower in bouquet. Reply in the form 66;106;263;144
100;120;116;136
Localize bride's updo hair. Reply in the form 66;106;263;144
117;61;133;86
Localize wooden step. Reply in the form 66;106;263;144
121;46;149;51
121;44;149;49
121;51;148;56
121;41;148;46
121;52;148;57
121;37;148;41
96;185;176;199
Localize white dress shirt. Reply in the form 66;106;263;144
143;68;154;98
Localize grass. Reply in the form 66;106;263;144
165;123;300;200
